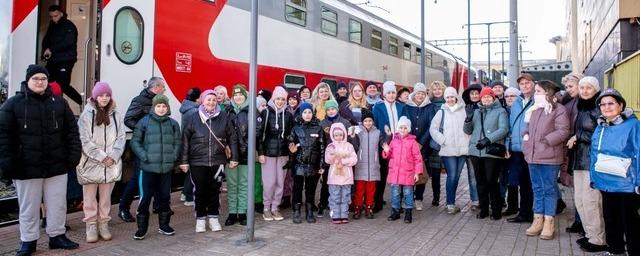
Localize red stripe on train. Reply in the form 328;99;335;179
11;0;38;32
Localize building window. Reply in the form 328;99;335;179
285;0;306;26
349;19;362;44
114;7;144;64
321;7;337;36
403;42;411;60
371;29;382;51
389;36;398;56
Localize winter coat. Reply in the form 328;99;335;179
590;109;639;193
324;123;358;185
463;100;509;159
509;96;534;152
260;104;294;157
289;119;325;176
522;104;570;165
124;88;156;130
401;94;434;158
353;125;382;181
372;101;405;140
560;95;579;133
76;101;126;184
179;99;198;130
383;133;424;186
430;102;470;157
319;114;352;144
571;95;600;171
228;104;262;165
338;100;366;126
0;83;81;180
181;109;239;167
131;113;181;174
42;17;78;63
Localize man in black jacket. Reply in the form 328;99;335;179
0;65;81;255
42;5;81;105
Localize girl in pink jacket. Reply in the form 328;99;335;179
324;123;358;224
382;116;424;223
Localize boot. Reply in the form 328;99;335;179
98;222;112;241
503;186;519;216
48;234;79;250
305;203;316;223
292;203;302;224
280;196;291;209
15;240;37;256
353;206;362;220
539;216;555;240
403;209;413;224
387;208;400;221
556;199;566;214
365;205;374;219
158;211;175;236
238;214;247;226
255;203;264;214
85;222;98;243
225;214;238;226
525;214;544;236
133;213;149;240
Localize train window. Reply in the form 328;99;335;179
389;36;398;56
114;7;144;64
285;0;307;26
349;19;362;44
416;47;421;63
403;42;411;60
371;29;382;51
321;7;338;36
284;74;306;90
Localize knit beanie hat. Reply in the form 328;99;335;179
365;81;379;91
298;102;313;114
489;80;505;89
361;108;374;122
25;64;49;81
397;116;411;131
152;94;170;110
579;76;601;92
504;87;521;97
337;82;348;91
258;89;272;102
272;86;288;100
479;87;495;99
413;82;427;93
443;87;458;98
199;89;217;104
186;87;201;101
324;99;339;111
383;81;396;94
287;91;299;101
92;81;112;100
232;84;248;98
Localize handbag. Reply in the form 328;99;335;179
480;110;506;157
594;128;631;177
429;109;445;151
204;120;232;160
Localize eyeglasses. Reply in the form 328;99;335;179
30;77;48;82
598;102;617;107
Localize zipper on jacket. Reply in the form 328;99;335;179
367;130;371;181
208;119;212;167
160;120;164;168
104;123;108;183
52;110;59;129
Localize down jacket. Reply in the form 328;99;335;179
571;94;600;171
228;103;262;165
76;101;126;184
124;88;156;130
0;83;81;180
353;125;383;181
131;113;181;174
401;93;434;158
463;100;509;159
522;104;570;165
383;133;424;186
325;123;358;185
289;119;325;176
41;16;78;63
430;102;470;157
259;104;294;157
181;109;239;167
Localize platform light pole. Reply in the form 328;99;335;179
420;0;425;84
246;0;258;243
467;0;471;86
463;20;512;81
508;0;519;88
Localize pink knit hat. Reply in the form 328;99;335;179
92;81;112;99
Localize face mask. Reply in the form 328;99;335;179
533;94;548;107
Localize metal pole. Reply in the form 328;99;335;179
508;0;519;88
519;43;523;69
487;24;491;81
420;0;426;84
501;42;505;81
246;0;258;243
467;0;471;85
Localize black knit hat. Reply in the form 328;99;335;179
258;89;272;102
489;80;505;89
337;82;348;90
186;87;201;101
25;64;49;81
596;88;626;109
361;108;374;122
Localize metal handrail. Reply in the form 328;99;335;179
82;37;93;111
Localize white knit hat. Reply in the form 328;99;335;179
413;82;427;93
383;81;396;94
396;116;411;131
579;76;600;92
504;87;522;97
443;87;457;98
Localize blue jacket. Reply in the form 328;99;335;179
590;111;639;193
509;96;533;152
372;101;405;141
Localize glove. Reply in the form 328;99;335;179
476;138;491;150
464;106;475;123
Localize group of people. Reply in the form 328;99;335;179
0;64;638;256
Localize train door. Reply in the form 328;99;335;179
99;1;154;119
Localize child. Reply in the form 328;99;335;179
325;123;358;224
288;102;325;224
352;109;382;219
383;116;423;224
131;94;182;240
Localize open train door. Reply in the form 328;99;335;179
99;0;154;121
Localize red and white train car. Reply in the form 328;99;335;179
4;0;473;122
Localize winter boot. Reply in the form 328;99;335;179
133;213;149;240
525;214;544;236
292;203;302;224
353;206;362;220
305;203;316;223
195;218;206;233
238;214;247;226
365;205;374;219
225;214;237;226
15;240;37;256
503;186;519;216
539;216;555;240
280;196;291;209
387;208;401;221
158;211;175;236
85;222;98;243
48;234;79;250
98;222;112;241
404;209;413;224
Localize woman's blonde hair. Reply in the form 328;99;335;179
428;81;447;98
347;82;368;109
310;82;335;108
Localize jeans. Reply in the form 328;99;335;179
528;164;560;216
442;156;466;206
465;158;479;202
390;184;414;209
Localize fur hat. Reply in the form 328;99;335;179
579;76;601;93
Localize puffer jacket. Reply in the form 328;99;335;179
430;102;470;157
353;125;382;181
383;133;424;185
571;94;600;171
179;99;198;130
289;119;325;176
0;83;81;180
260;103;294;157
402;93;434;158
523;104;570;165
124;88;155;130
325;123;358;185
590;109;639;193
509;96;534;152
76;101;126;184
229;103;262;165
41;16;78;63
463;100;509;159
131;113;181;173
181;108;239;167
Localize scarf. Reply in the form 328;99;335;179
199;104;220;120
524;94;553;123
231;99;249;114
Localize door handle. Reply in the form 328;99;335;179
106;44;111;56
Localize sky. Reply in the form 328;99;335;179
346;0;566;64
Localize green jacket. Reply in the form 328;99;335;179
463;100;509;159
131;113;181;173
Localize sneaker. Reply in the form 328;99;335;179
470;202;480;211
415;200;424;211
184;201;195;206
272;210;284;221
262;209;274;221
86;223;98;243
446;205;461;214
180;194;186;202
208;217;222;232
118;209;135;222
98;222;112;241
332;218;341;224
195;218;206;233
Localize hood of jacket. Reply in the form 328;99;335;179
441;101;465;112
329;122;348;143
479;99;502;111
406;92;431;107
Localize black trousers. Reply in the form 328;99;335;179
292;174;319;205
374;153;389;208
46;61;82;105
469;156;503;215
191;165;223;217
601;191;640;255
511;152;533;219
318;164;329;208
137;171;171;215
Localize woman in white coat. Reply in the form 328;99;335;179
76;82;126;243
429;87;471;214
